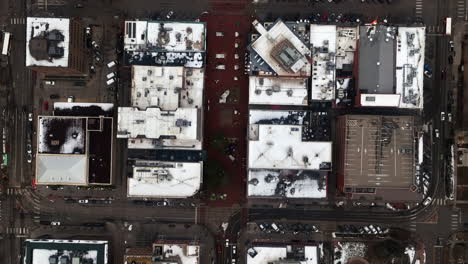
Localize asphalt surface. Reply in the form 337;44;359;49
0;0;465;263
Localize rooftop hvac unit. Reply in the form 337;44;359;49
259;78;264;85
255;89;262;95
286;89;293;97
265;89;273;96
272;85;281;92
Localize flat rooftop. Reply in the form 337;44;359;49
124;21;206;52
23;239;108;264
336;27;357;76
248;124;332;170
128;160;201;198
54;102;114;117
251;19;311;76
310;25;336;101
26;17;69;67
131;66;204;111
395;27;425;109
38;116;86;155
247;169;327;198
248;76;308;105
117;107;200;143
247;245;318;264
36;114;113;185
125;243;200;264
342;115;416;189
358;25;396;94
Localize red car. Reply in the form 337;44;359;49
43;101;49;111
31;179;37;190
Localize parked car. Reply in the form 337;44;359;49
106;72;116;79
449;40;454;52
448;113;452;122
107;61;117;68
67;96;75;103
448;55;454;64
423;196;432;206
26;144;32;154
44;80;55;85
27;153;32;163
78;199;89;204
441;112;446;121
28;113;33;121
434;129;440;138
166;10;174;19
50;222;61;225
49;94;60;99
106;78;115;85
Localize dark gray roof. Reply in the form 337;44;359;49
358;25;396;94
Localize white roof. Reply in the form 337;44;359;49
117;107;199;141
127;161;201;198
360;94;401;107
162;244;199;264
26;239;108;264
310;25;336;101
128;137;202;150
36;155;87;185
248;124;332;170
124;21;206;52
395;27;425;109
247;170;326;198
249;109;305;124
247;246;318;264
249;76;308;105
131;66;204;110
26;17;69;67
251;20;311;76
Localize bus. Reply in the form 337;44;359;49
1;32;11;56
445;17;452;36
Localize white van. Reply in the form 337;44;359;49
106;78;115;85
106;72;116;79
107;61;117;68
215;64;225;70
215;53;226;59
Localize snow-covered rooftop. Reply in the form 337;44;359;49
117;107;200;142
36;155;87;185
333;242;366;264
159;244;200;264
131;66;204;110
26;17;69;67
247;169;326;198
249;76;308;105
251;20;311;76
396;27;425;109
24;239;108;264
247;246;318;264
124;21;206;52
248;124;332;170
127;161;201;198
310;25;336;101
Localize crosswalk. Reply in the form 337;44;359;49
6;227;29;236
409;222;417;232
456;0;466;20
434;198;447;206
451;212;460;231
415;0;423;18
10;17;26;25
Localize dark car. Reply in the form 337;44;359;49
448;55;454;64
49;94;60;99
43;101;49;111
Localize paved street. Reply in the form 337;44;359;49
0;0;466;263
